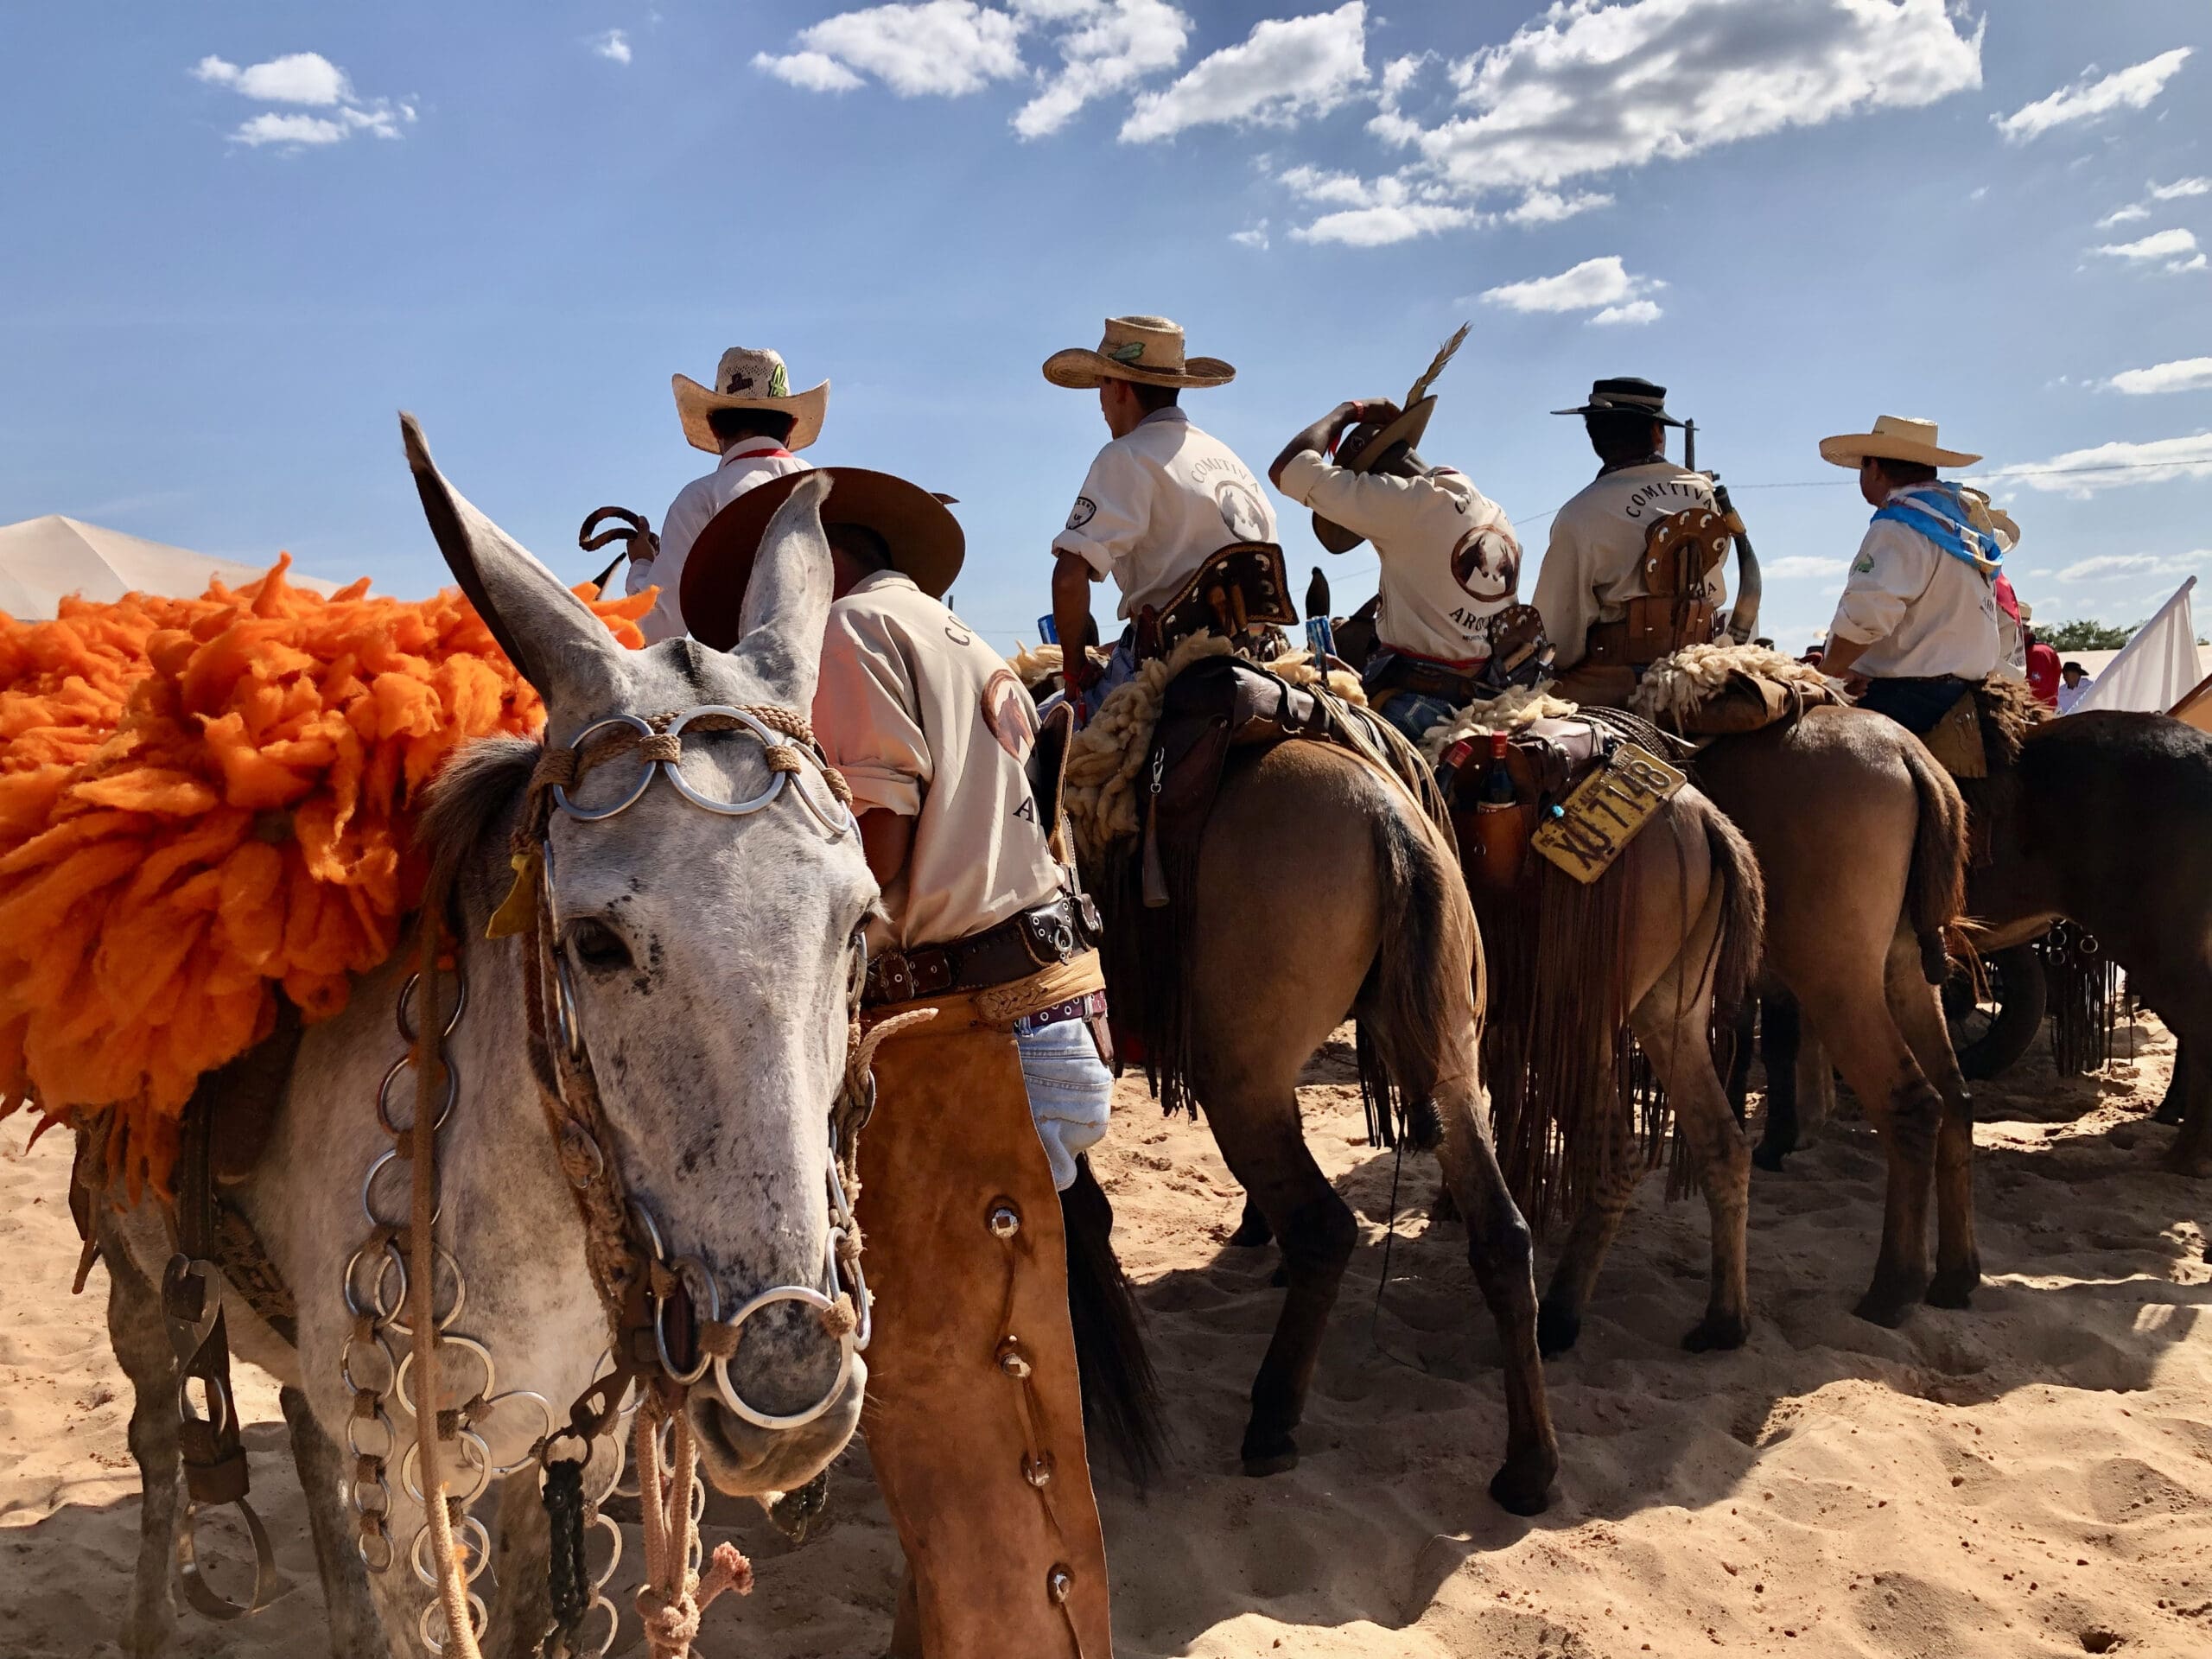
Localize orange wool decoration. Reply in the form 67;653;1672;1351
0;556;649;1198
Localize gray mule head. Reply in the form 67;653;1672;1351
402;417;874;1493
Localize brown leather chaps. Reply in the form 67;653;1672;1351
855;1004;1113;1658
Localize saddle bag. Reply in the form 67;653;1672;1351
1136;543;1298;662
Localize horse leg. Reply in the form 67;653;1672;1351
1752;991;1803;1172
1227;1196;1274;1248
1534;1110;1640;1358
2166;1015;2212;1176
1793;976;1941;1326
2156;1034;2188;1128
1430;1071;1558;1515
102;1219;181;1658
1635;1006;1753;1352
1885;930;1980;1308
1726;998;1758;1128
1200;1090;1355;1476
278;1385;386;1658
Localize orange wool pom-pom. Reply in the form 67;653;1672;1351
0;554;644;1198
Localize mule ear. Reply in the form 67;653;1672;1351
400;413;623;710
734;470;835;710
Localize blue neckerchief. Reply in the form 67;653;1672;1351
1872;483;2004;575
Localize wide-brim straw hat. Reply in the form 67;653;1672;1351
1819;414;1980;471
681;467;964;651
673;346;830;455
1042;315;1235;391
1312;398;1441;555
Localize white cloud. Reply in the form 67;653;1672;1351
1995;48;2192;143
1121;3;1369;143
2110;357;2212;396
1280;164;1378;207
2092;227;2207;273
2151;176;2211;200
1230;220;1270;249
2002;432;2212;496
1504;188;1613;226
755;49;866;92
593;30;633;65
233;111;350;147
1764;556;1848;579
1398;0;1981;198
2056;552;2206;583
193;52;349;105
2098;202;2151;228
1591;299;1661;327
1295;200;1477;245
755;1;1027;99
193;50;410;147
1014;1;1187;139
1478;255;1661;322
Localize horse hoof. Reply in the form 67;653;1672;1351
1681;1313;1750;1352
1751;1142;1790;1174
1853;1287;1923;1329
1925;1267;1980;1309
1536;1302;1580;1358
1241;1436;1299;1478
1488;1455;1556;1516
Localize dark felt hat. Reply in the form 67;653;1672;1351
1552;376;1684;428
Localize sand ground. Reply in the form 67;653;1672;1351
3;1017;2206;1657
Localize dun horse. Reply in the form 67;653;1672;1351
97;438;875;1655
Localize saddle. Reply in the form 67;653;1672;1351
1445;709;1680;892
1135;543;1298;663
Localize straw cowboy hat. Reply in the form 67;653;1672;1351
1042;315;1235;391
1552;375;1685;428
1315;322;1471;556
681;467;964;651
1818;414;1980;471
672;346;830;455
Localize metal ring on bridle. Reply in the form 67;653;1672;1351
394;1334;496;1419
411;1514;493;1589
396;969;469;1043
550;714;658;821
663;705;796;817
652;1256;722;1386
361;1147;440;1230
377;1049;459;1138
400;1429;493;1508
708;1285;858;1431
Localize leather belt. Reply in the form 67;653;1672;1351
864;893;1101;1007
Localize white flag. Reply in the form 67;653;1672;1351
2075;576;2200;715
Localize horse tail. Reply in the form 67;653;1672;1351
1356;788;1471;1147
1899;736;1969;984
1698;794;1766;1022
1061;1156;1167;1490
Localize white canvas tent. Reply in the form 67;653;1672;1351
0;514;335;620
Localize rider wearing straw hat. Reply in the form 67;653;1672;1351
625;346;826;644
1268;327;1539;742
1044;315;1276;710
1814;414;2005;735
1531;376;1724;707
682;470;1122;1659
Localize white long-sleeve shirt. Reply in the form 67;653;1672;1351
1051;408;1276;620
1533;460;1724;671
1826;491;2002;680
629;437;812;644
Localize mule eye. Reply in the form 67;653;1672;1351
568;918;633;972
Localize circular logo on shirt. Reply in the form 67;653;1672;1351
981;670;1035;762
1065;496;1097;531
1214;480;1268;543
1451;525;1522;602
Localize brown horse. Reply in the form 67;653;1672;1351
1100;737;1561;1511
1697;706;1976;1325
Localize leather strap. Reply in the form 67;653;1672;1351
865;895;1098;1008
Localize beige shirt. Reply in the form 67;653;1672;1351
1275;452;1523;664
1052;408;1278;620
1533;461;1726;671
812;571;1064;954
632;438;812;645
1826;494;2002;680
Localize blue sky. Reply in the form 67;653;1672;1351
3;2;2209;652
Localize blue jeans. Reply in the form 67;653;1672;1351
1858;675;1974;737
1380;690;1459;745
1015;1020;1113;1190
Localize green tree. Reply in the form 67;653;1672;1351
2040;618;2133;652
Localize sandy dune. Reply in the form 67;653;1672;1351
3;1019;2206;1657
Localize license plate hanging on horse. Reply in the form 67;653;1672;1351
1532;742;1686;884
